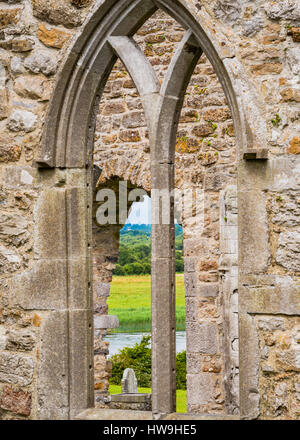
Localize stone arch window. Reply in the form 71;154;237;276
35;0;267;419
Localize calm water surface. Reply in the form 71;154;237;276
105;331;186;357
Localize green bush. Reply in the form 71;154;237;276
109;335;186;390
110;336;152;388
114;264;125;276
175;350;186;390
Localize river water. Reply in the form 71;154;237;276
105;331;186;357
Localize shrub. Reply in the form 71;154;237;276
109;336;186;390
114;264;125;276
110;336;152;387
176;350;187;390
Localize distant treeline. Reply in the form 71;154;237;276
113;224;183;275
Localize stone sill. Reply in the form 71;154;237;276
110;393;151;403
75;408;240;420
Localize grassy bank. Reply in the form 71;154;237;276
108;274;185;333
109;384;187;413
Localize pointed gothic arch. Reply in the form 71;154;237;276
35;0;268;420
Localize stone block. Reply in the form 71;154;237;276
185;297;197;322
24;50;57;76
0;244;21;274
0;327;7;350
37;24;70;49
69;309;94;416
240;274;300;315
239;190;270;274
66;187;89;257
8;109;37;133
0;352;34;386
276;231;300;272
239;313;260;419
184;258;195;273
33;188;67;259
68;258;91;310
186;353;202;374
37;311;69;420
186;322;218;354
0;8;21;29
257;318;285;332
276;347;300;372
95;283;110;298
11;260;67;310
187;373;214;405
94;315;119;330
220;238;238;254
109;393;152;411
198;282;219;299
1;166;37;189
184;272;197;297
32;0;84;28
0;386;31;416
6;329;36;352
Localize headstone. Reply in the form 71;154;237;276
121;368;138;394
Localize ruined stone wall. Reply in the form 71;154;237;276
0;0;298;420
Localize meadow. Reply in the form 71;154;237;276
109;385;187;413
108;274;186;332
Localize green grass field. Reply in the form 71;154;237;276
108;274;185;332
109;385;187;413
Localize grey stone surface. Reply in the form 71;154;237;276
121;368;138;394
242;16;263;37
75;408;153;420
94;315;119;329
33;188;67;259
111;394;150;403
24;50;57;76
96;282;110;298
239;190;270;274
0;327;7;350
37;311;69;420
276;231;300;272
184;272;197;297
214;0;242;23
240;274;300;315
6;329;36;351
264;0;300;21
7;109;37;132
187;373;214;405
0;244;21;274
198;282;219;298
257;318;285;332
11;260;68;310
186;322;218;354
68;310;94;417
0;352;34;386
239;313;260;419
287;48;300;76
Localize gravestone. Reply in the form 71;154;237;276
121;368;138;394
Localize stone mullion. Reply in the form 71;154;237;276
151;159;176;417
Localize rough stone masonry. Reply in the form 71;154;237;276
0;0;299;420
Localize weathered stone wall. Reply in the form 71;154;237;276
0;0;298;420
